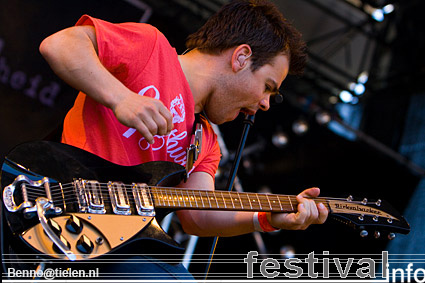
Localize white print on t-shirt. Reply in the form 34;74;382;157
122;84;188;166
170;94;185;124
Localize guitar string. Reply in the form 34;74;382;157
24;182;367;205
24;187;294;210
23;184;303;212
24;183;324;205
25;181;350;201
22;182;371;211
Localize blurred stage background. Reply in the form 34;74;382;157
1;0;424;279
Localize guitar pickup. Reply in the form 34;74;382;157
108;181;131;215
74;180;106;214
132;183;155;216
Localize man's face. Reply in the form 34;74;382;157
204;54;289;125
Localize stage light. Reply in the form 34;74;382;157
329;96;339;104
357;71;369;84
272;130;289;148
371;8;384;22
316;111;332;125
292;119;309;135
349;82;365;95
280;245;296;259
339;90;354;103
383;4;394;14
354;83;365;95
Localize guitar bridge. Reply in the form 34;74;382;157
3;175;62;218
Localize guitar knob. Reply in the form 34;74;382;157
360;230;368;238
66;215;83;234
76;234;94;254
52;235;71;254
47;219;62;236
388;233;396;240
374;231;381;239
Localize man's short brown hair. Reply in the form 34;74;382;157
186;0;307;75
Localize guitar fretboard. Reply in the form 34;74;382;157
150;187;298;212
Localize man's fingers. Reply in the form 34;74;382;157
298;187;320;198
134;121;155;144
316;202;328;224
159;107;174;134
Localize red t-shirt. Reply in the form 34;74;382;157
62;15;221;179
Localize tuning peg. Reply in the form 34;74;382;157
375;199;382;206
361;198;368;205
388;233;396;240
360;230;368;238
374;231;381;239
347;195;353;202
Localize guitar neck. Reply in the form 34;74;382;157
150;187;302;213
149;187;398;221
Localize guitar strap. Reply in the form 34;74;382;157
185;113;203;178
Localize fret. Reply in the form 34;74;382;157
229;191;235;209
220;191;227;209
256;194;262;210
213;192;219;208
172;189;178;207
163;189;169;207
191;190;199;208
151;189;158;206
236;192;243;209
288;196;294;211
198;191;205;208
180;190;186;207
206;191;212;208
277;194;283;211
265;194;278;211
246;194;253;210
159;189;165;206
265;194;273;210
153;189;162;206
143;187;300;212
182;190;189;207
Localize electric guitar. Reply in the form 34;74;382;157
1;141;410;262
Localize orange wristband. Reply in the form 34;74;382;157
258;212;279;232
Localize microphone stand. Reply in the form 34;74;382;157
204;114;255;279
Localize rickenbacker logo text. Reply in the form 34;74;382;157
334;203;382;215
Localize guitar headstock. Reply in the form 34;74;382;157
327;196;410;239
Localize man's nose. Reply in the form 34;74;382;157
259;95;270;111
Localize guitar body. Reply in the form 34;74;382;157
1;141;410;267
1;141;187;262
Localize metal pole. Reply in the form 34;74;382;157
204;114;255;279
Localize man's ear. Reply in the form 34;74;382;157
232;44;252;72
